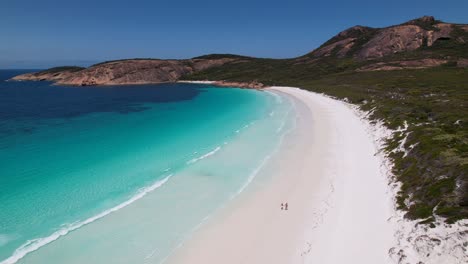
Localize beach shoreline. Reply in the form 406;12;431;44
166;86;397;264
178;80;265;89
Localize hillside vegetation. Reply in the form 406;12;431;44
188;65;468;224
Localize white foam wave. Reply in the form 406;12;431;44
234;154;272;198
234;94;298;197
0;175;173;264
276;120;286;133
187;146;221;165
266;90;283;104
144;248;159;261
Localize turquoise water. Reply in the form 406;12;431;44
0;71;294;264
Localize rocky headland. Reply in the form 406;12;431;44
12;57;240;86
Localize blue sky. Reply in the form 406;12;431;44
1;0;467;68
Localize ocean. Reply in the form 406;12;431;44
0;70;295;264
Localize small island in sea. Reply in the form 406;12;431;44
1;6;467;264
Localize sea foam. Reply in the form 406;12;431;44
187;146;222;164
0;175;172;264
266;90;283;104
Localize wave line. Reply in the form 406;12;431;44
0;175;173;264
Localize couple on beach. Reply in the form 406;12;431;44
281;202;288;210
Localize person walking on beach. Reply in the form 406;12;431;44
281;202;289;210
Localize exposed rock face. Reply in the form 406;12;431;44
426;23;453;46
12;67;84;82
307;16;466;61
308;26;375;58
59;60;192;86
357;25;428;59
211;80;265;89
357;23;453;59
311;37;356;58
12;58;238;86
190;58;235;71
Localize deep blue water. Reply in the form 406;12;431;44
0;70;206;135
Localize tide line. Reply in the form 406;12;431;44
187;146;222;165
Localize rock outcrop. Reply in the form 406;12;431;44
307;26;375;58
57;60;192;86
211;80;265;89
357;24;428;59
12;57;239;86
12;66;85;82
307;16;467;61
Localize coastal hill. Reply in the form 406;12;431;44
11;16;468;224
11;57;245;86
303;15;468;71
188;16;468;82
308;16;463;60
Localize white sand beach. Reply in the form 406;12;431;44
167;86;396;264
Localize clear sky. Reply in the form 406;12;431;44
1;0;467;68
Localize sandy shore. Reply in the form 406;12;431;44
166;86;396;264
